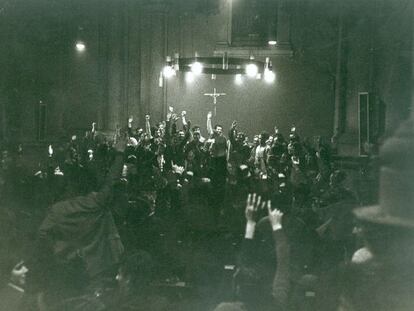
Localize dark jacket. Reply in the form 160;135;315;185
38;152;125;278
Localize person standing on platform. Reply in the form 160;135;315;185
206;111;228;221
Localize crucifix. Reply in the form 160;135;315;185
204;88;226;116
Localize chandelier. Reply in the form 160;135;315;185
161;53;275;84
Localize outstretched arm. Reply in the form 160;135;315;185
268;202;290;310
170;113;179;137
237;193;266;268
229;120;237;145
39;137;127;238
127;116;134;138
181;110;188;127
145;115;152;139
177;120;192;153
207;111;213;136
91;122;97;137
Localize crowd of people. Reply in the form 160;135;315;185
0;107;413;311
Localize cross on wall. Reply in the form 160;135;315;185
203;88;226;116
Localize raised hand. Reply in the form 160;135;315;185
48;145;53;157
245;193;266;239
128;116;133;123
145;114;150;121
172;164;185;175
245;193;265;224
181;110;187;117
231;120;237;129
291;155;300;168
267;200;283;231
207;111;212;119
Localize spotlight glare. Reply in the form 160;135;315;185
162;65;175;79
264;69;276;83
268;40;277;46
185;72;195;83
235;74;243;85
75;41;86;52
191;61;203;75
245;63;258;78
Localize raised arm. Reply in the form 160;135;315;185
207;111;213;136
268;201;290;310
229;120;238;145
171;113;179;136
145;114;152;139
39;137;127;239
237;193;266;268
127;116;134;138
91;122;97;137
180;119;192;149
244;193;265;239
181;110;188;127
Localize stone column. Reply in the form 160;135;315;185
412;0;414;118
139;1;169;125
124;0;142;123
106;0;129;130
333;0;347;136
276;0;292;51
97;0;143;131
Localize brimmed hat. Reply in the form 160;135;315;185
353;119;414;228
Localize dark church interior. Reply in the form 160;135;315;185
1;0;414;310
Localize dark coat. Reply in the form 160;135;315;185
39;153;125;278
0;284;25;311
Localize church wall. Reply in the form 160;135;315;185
338;0;412;156
0;0;106;141
161;0;336;139
0;0;411;152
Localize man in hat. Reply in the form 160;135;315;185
339;119;414;311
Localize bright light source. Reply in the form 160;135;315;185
264;69;276;83
268;40;277;46
75;41;86;52
256;73;262;80
185;72;195;83
162;65;175;78
245;63;258;78
235;74;243;85
191;61;203;75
